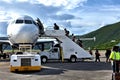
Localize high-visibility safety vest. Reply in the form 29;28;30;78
109;51;120;60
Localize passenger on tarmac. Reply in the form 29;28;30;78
109;46;120;73
95;49;101;62
89;49;93;55
105;49;111;62
3;53;6;59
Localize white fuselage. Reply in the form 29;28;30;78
7;16;39;44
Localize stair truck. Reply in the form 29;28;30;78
40;29;93;63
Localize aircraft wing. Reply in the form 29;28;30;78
0;37;12;45
0;22;12;45
35;38;56;44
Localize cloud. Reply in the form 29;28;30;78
0;7;23;21
0;0;120;35
60;21;72;28
0;0;12;3
68;26;96;35
1;0;87;9
50;14;75;20
0;10;13;21
32;0;87;9
0;1;61;20
99;5;120;12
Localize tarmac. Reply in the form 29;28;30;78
0;56;113;80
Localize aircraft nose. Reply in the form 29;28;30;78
8;24;39;44
17;25;39;43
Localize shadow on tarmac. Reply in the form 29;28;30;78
1;57;112;76
13;61;112;76
13;67;66;75
42;61;112;71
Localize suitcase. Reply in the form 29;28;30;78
112;73;120;80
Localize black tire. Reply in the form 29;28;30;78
41;57;47;63
70;56;77;62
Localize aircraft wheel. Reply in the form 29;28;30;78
41;57;47;63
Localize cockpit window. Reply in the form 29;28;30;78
33;21;37;25
25;20;32;24
16;20;23;24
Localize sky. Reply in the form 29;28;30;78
0;0;120;35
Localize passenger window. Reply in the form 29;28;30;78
16;20;23;24
25;20;32;24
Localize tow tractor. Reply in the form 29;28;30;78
10;44;41;72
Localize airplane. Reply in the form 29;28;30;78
0;15;45;72
0;15;44;53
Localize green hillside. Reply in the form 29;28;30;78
78;22;120;50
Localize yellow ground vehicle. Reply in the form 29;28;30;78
10;44;41;72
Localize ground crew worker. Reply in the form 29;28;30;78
109;46;120;73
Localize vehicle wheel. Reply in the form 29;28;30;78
41;57;47;63
70;56;76;62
